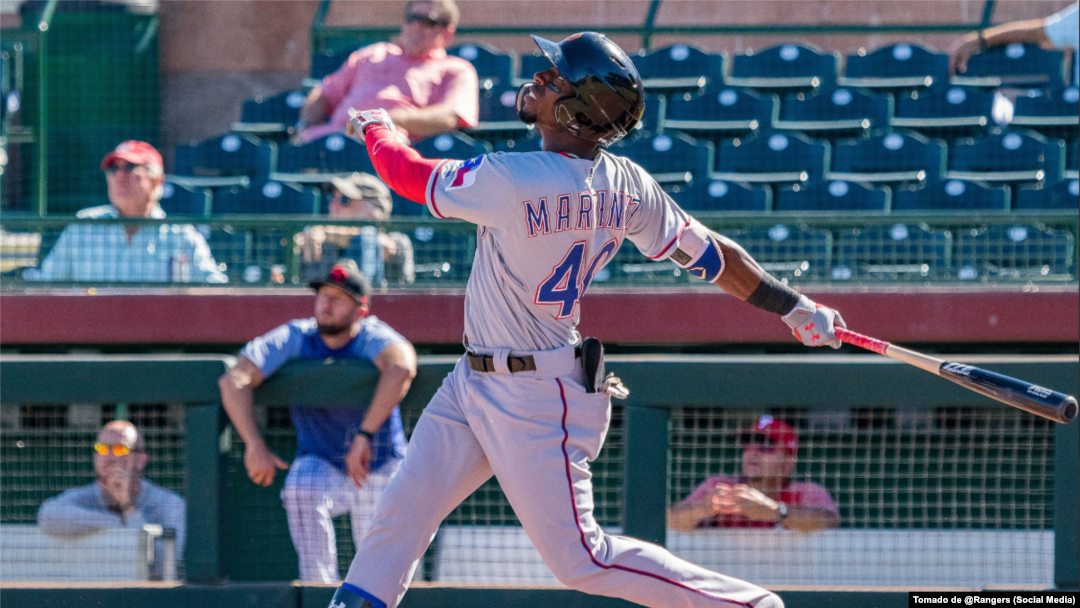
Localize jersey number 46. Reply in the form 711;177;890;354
535;239;619;319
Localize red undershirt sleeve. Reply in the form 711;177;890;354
364;125;443;205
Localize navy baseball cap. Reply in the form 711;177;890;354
309;259;372;304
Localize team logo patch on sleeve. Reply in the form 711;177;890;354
446;156;485;191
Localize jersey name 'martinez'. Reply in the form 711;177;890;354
522;190;640;238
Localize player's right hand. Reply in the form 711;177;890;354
244;442;289;487
782;295;846;349
346;108;396;143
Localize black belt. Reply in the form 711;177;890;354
465;345;581;374
466;352;536;373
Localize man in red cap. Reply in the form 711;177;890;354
668;415;839;533
23;141;226;283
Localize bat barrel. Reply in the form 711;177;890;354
938;362;1078;425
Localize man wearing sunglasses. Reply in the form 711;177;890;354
37;420;186;578
22;140;226;283
295;0;478;144
668;416;839;533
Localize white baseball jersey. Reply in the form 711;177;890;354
426;150;692;351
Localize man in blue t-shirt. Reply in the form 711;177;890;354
219;259;417;583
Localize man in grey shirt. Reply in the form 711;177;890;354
37;420;186;576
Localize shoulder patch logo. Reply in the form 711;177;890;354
446;156;485;191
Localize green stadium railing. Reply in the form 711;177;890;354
1;353;1076;596
311;0;1002;58
1;212;1077;288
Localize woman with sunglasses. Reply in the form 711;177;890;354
36;420;186;579
295;0;478;144
668;416;840;533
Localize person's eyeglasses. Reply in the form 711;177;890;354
405;13;448;27
742;434;778;452
94;443;139;457
104;163;144;176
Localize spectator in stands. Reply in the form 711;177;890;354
951;1;1078;85
297;173;415;287
295;0;479;143
37;420;186;577
668;415;839;533
21;141;227;283
218;260;417;583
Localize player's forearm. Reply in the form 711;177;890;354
359;364;415;434
781;507;840;533
217;376;266;447
388;104;460;139
365;125;442;204
979;19;1052;49
710;232;766;301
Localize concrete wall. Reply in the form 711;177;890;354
5;0;1072;166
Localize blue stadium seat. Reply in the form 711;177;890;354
838;43;949;90
613;132;713;186
212;181;320;215
947;130;1065;183
516;53;552;85
715;130;828;185
1066;139;1078;179
410;223;476;283
832;223;952;281
449;43;514;89
635;93;665;136
830;130;946;184
774;180;889;212
158;182;210;217
272;133;375;183
663;87;777;136
1014;179;1079;210
728;44;839;90
892;86;994;134
1010;87;1080;139
892;179;1009;212
735;224;833;280
412;132;492;160
471;84;529;133
171;133;275;189
232;89;307;138
953;224;1075;281
669;179;770;212
634;44;725;92
491;134;543;154
953;43;1067;88
775;87;891;136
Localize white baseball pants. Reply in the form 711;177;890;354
341;347;782;608
282;454;400;583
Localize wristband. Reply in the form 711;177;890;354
776;502;789;522
976;30;987;52
746;273;801;316
355;429;375;442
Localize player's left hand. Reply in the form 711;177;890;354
713;484;781;522
346;433;372;488
346;108;396;143
782;295;846;349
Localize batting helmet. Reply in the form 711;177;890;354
529;32;645;146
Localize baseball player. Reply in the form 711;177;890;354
219;260;417;582
327;32;845;608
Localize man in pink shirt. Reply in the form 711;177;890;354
668;415;840;533
297;0;479;143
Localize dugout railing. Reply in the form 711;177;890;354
1;212;1077;287
1;354;1076;601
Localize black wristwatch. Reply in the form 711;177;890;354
355;429;375;442
775;502;789;522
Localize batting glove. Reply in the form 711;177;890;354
782;295;846;349
346;108;396;143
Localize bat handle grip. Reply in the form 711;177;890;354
835;327;891;356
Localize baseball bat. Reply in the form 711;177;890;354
835;327;1078;425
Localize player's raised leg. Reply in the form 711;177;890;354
333;363;495;608
468;371;783;608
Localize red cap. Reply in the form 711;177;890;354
101;141;163;172
740;415;798;455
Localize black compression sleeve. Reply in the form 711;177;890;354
745;273;801;315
